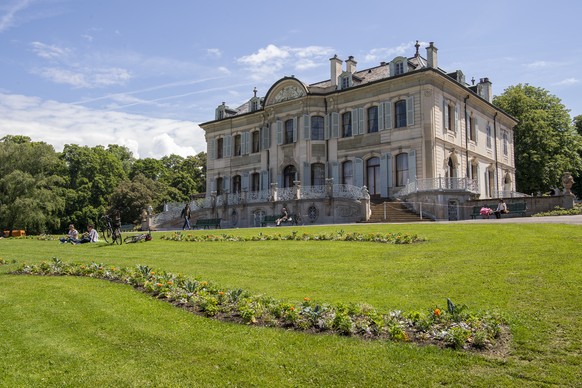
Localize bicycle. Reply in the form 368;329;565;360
124;230;152;244
100;214;123;245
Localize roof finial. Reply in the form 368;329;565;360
253;87;257;97
415;40;420;57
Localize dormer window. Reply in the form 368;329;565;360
395;62;404;75
250;98;260;112
339;74;352;90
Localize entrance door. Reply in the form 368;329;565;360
367;157;381;196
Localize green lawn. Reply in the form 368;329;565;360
1;223;580;386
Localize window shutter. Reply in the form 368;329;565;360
242;172;249;191
380;153;388;197
293;116;298;143
277;174;283;188
260;170;269;191
222;136;228;158
378;103;384;130
383;102;392;129
276;120;283;145
260;126;270;150
474;118;479;144
454;104;460;133
242;132;249;155
408;150;417;182
389;62;394;76
210;179;216;192
331;112;339;138
358;107;365;134
386;153;393;189
402;61;408;73
406;96;414;126
224;176;230;193
351;109;358;136
354;158;364;187
303;114;310;141
331;161;339;184
303;162;311;186
208;138;215;160
324;114;330;139
443;100;449;131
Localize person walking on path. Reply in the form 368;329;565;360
181;203;191;230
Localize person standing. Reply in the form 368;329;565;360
181;203;191;230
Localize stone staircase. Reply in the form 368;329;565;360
365;200;432;223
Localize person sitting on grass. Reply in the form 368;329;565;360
77;224;99;244
59;224;79;244
276;207;288;226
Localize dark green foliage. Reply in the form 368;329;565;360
493;84;582;195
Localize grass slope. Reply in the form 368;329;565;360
1;223;580;386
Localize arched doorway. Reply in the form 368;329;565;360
283;165;297;188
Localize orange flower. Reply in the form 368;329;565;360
218;291;225;295
304;297;310;301
290;307;295;311
156;283;163;287
434;308;441;317
167;281;173;286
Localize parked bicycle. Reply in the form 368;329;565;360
124;230;152;244
100;214;122;245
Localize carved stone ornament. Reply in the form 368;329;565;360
273;86;305;103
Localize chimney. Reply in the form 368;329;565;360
426;42;438;68
346;55;357;74
479;77;493;102
330;55;342;87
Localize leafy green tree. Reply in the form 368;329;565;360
108;174;159;224
0;137;66;235
493;84;582;195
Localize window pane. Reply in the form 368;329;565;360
311;116;324;140
285;119;294;144
342;161;353;185
396;153;409;186
395;101;407;128
368;106;378;133
342;112;352;137
311;163;325;186
252;131;260;153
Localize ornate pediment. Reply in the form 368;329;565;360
272;85;305;103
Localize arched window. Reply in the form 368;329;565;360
283;165;297;188
395;100;407;128
311;116;324;140
366;157;380;195
311;163;325;186
342;161;353;185
396;153;409;186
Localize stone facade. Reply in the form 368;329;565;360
199;41;518;225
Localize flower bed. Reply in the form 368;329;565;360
12;258;508;352
160;230;425;244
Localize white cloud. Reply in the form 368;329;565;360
206;48;222;58
31;66;132;88
30;41;72;61
553;78;580;86
364;42;415;63
0;92;205;159
525;60;551;69
0;0;33;32
237;44;334;81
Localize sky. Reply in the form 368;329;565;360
1;0;581;159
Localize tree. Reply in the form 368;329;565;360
108;174;159;224
493;84;582;195
0;137;66;234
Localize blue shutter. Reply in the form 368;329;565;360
276;120;283;145
380;153;388;197
475;118;479;145
331;112;339;138
260;170;269;191
351;109;358;136
324;114;330;140
277;174;283;188
331;161;339;184
378;103;384;130
208;138;215;160
408;150;417;182
443;99;449;131
293;117;298;143
406;96;414;126
303;114;310;141
243;132;250;155
383;102;392;129
454;104;459;133
303;162;311;186
386;153;393;189
242;172;249;191
224;176;230;193
358;107;365;134
354;158;364;187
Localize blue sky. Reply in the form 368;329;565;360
1;0;581;159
